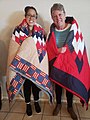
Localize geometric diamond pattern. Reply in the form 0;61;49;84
75;56;83;73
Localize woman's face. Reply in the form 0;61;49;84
51;10;66;30
25;9;37;27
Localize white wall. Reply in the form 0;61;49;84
0;0;90;100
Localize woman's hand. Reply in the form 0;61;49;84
58;47;66;53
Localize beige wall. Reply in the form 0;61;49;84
0;0;90;101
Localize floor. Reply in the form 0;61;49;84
0;99;90;120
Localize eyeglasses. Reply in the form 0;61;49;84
26;14;37;19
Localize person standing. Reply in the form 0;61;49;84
7;6;53;117
47;3;90;120
23;6;41;116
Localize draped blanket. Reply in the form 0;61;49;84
7;19;53;103
46;17;90;109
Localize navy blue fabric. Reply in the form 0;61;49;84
51;66;89;104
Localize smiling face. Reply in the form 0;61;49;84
25;8;37;27
51;10;66;30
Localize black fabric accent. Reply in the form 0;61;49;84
39;53;43;63
51;66;88;104
49;57;57;75
65;17;74;24
75;56;83;73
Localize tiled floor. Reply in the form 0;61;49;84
0;99;90;120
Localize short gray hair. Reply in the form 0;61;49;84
51;3;65;15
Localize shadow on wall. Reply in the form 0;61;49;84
37;15;50;35
0;41;7;80
0;11;24;98
0;11;24;77
8;11;24;28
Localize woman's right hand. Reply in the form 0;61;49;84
58;47;66;53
